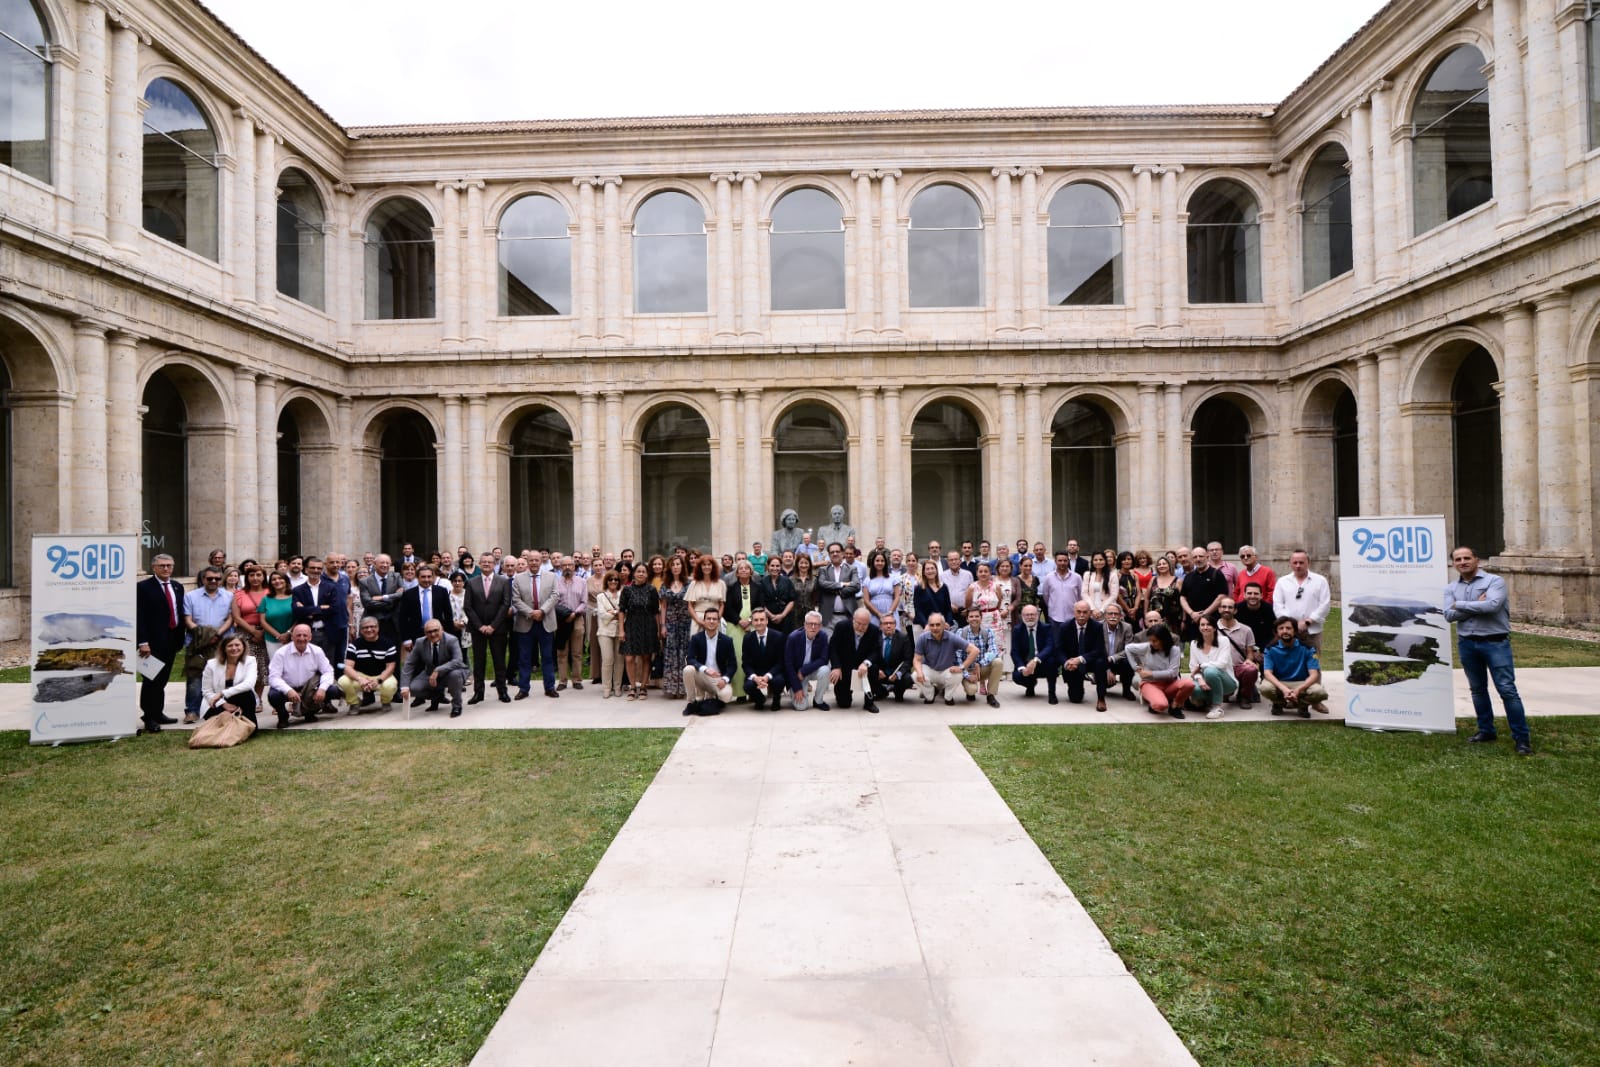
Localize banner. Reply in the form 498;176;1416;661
1337;516;1454;733
30;535;140;745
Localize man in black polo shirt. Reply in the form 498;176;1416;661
1179;546;1230;642
338;616;399;711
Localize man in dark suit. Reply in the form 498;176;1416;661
463;552;513;703
396;564;455;650
870;613;915;703
290;557;344;666
360;554;403;642
1011;603;1060;703
1058;599;1109;710
683;606;737;716
1064;539;1091;576
815;542;862;633
399;618;468;717
827;607;882;713
135;552;186;732
741;608;788;710
1100;602;1137;701
784;610;832;710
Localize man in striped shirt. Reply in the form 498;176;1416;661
338;616;399;711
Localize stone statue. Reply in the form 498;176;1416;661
770;509;805;554
816;504;855;549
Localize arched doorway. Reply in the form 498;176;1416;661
911;401;982;549
773;403;848;533
1453;348;1503;557
641;405;711;554
277;411;300;558
276;397;335;561
378;411;438;554
1051;400;1117;551
508;406;574;551
141;371;188;572
1333;388;1359;523
1191;397;1252;549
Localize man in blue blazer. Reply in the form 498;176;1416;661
1011;602;1060;703
784;610;832;710
290;556;344;668
741;607;788;710
683;606;737;716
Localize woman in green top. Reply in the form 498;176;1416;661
259;570;297;657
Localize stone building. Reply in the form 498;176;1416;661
2;0;1599;638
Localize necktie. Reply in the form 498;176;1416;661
425;641;435;670
1028;628;1036;660
163;581;176;627
883;636;891;661
483;576;491;598
1078;625;1085;649
421;589;431;623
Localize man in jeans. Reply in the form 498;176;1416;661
1261;617;1330;717
1445;545;1531;755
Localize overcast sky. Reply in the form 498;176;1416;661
199;0;1391;127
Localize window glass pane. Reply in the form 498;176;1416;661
1048;184;1123;305
1412;45;1492;234
364;199;436;319
1051;401;1117;548
1190;397;1252;547
772;231;845;310
1302;145;1353;290
909;185;981;228
910;186;983;308
641;406;711;555
911;402;982;549
774;404;848;529
142;79;218;259
499;195;571;316
276;169;325;309
1187;180;1261;304
633;192;707;313
510;408;574;550
0;0;49;182
772;188;843;232
634;191;704;235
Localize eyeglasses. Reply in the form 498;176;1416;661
1295;587;1304;599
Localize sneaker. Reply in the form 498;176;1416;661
1515;740;1533;755
1205;708;1224;720
814;701;830;711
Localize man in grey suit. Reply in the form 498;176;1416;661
360;553;403;643
464;552;513;704
816;541;861;633
512;556;561;699
400;619;468;717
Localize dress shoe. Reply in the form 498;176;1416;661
159;714;179;724
1047;694;1058;705
1168;707;1186;719
1515;740;1533;755
303;712;318;723
923;696;935;704
427;700;441;712
544;689;559;698
1312;702;1329;715
814;700;829;711
944;696;956;706
702;701;724;716
682;701;698;717
864;699;880;714
572;681;583;690
1467;730;1498;743
183;713;198;725
966;693;976;703
449;707;462;718
276;713;289;729
411;695;428;707
1095;699;1107;712
468;693;485;705
515;689;530;700
557;681;567;690
1122;685;1135;701
1297;707;1311;718
141;722;161;734
986;694;999;708
498;690;512;703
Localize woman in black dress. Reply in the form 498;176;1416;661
619;563;662;700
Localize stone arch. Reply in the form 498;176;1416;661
771;397;852;535
1176;167;1271;213
485;181;578;230
1407;333;1505;557
1404;325;1502;405
622;180;714;222
623;392;718;443
1182;384;1275;436
497;401;576;552
1300;372;1362;556
1037;172;1133;219
897;172;993;219
1285;133;1354;198
274;392;336;558
760;174;854;221
902;390;994;439
136;66;232;157
351;187;438;230
139;356;234;573
0;309;67;589
1391;29;1498;132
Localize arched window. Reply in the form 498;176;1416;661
509;407;575;550
641;405;711;554
1187;180;1260;304
1191;397;1252;548
142;79;218;259
1302;145;1352;290
364;198;436;320
498;194;571;316
1452;348;1503;557
773;403;848;525
1412;45;1493;234
1047;183;1123;305
141;371;188;573
0;0;50;182
633;191;707;313
1051;401;1117;550
378;411;438;551
911;401;983;548
770;189;845;310
276;168;325;309
908;184;983;308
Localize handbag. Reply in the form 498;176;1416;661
188;707;256;748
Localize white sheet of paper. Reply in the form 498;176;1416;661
137;654;166;680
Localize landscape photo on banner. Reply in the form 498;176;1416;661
30;535;140;744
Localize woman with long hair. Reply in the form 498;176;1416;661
1127;622;1194;719
1083;551;1118;619
594;569;626;697
1147;554;1184;634
789;552;818;620
619;563;661;699
1189;615;1239;719
663;554;703;700
914;558;952;635
259;570;296;662
1116;550;1142;618
1015;556;1044;623
201;633;258;729
993;556;1018;660
230;564;271;698
964;561;1005;657
863;549;901;630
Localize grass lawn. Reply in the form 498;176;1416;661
0;727;677;1067
959;718;1600;1067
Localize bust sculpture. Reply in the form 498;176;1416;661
770;509;805;554
816;504;855;548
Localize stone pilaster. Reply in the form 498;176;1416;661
1158;165;1183;330
106;331;141;538
1022;385;1044;541
71;1;108;246
1017;167;1043;333
600;177;624;341
717;389;739;551
742;388;763;544
1162;383;1184;545
1491;0;1531;225
255;128;280;309
1525;0;1569;215
739;173;763;338
878;170;902;337
437;182;462;342
1137;384;1160;543
1355;353;1379;516
106;20;144;253
1132;165;1159;331
230;111;258;304
1534;291;1575;552
1367;83;1398;282
464;180;488;342
856;387;879;539
256;377;278;558
232;367;259;560
71;319;109;532
603;392;626;545
1346;101;1376;289
850;170;877;336
711;173;737;339
578;391;601;550
1375;347;1403;514
573;178;600;340
996;384;1020;542
442;395;465;551
1500;305;1537;551
991;169;1018;334
881;386;905;551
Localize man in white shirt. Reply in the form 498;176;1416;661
1272;550;1332;656
941;550;974;607
267;623;336;728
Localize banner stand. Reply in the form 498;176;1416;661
29;535;140;745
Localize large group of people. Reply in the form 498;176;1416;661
134;527;1353;735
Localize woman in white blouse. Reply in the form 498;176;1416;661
1188;615;1239;719
201;634;259;727
593;569;625;697
1083;551;1120;619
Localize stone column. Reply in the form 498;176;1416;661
742;389;764;545
879;170;902;337
1133;165;1158;331
857;387;879;539
991;169;1018;334
1491;0;1530;225
717;389;739;551
1162;383;1184;544
1525;0;1569;215
1018;167;1043;332
331;184;355;345
1022;385;1044;542
881;386;905;550
334;397;353;553
1375;347;1402;513
70;320;108;532
106;21;143;253
71;1;108;246
578;391;601;551
229;112;257;303
1138;384;1160;543
1265;165;1290;325
232;367;259;559
1347;102;1377;290
601;177;624;340
466;396;489;548
442;396;465;551
1159;165;1183;331
711;173;737;338
107;331;141;536
438;182;462;343
573;178;600;340
850;170;877;335
254;129;278;308
257;377;278;558
739;172;763;338
1534;291;1575;551
1355;353;1379;516
603;392;625;543
464;180;488;342
1273;381;1302;554
1500;305;1537;551
1368;83;1398;283
997;384;1020;540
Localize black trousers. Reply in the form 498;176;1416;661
139;634;182;726
1103;658;1135;695
473;628;510;695
1061;659;1108;703
1012;664;1058;698
203;689;258;727
871;671;913;701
